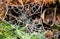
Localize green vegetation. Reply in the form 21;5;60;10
0;21;16;39
0;21;48;39
51;25;60;31
0;21;60;39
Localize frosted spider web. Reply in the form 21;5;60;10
1;0;45;35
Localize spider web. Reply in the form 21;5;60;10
1;0;45;35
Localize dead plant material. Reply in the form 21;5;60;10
42;8;55;26
0;2;6;20
55;13;60;25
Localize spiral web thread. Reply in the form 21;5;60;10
0;0;45;35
